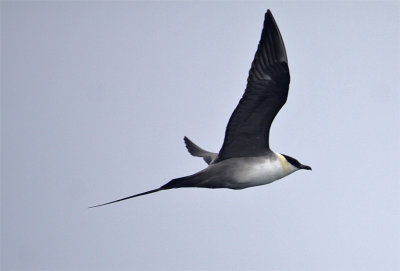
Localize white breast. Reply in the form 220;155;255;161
229;153;298;189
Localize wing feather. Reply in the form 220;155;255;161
216;10;290;162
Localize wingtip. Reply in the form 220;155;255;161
265;9;273;19
183;136;191;146
264;9;277;26
262;9;288;64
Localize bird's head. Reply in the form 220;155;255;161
281;154;312;171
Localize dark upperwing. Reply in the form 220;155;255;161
215;10;290;163
184;136;218;164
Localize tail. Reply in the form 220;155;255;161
89;188;163;208
90;141;215;208
184;136;217;164
89;175;198;208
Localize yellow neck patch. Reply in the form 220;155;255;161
277;153;289;174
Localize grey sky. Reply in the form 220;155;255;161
1;1;399;270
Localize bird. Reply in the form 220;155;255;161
90;10;311;208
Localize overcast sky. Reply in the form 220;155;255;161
1;1;399;270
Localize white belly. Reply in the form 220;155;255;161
236;158;285;186
212;154;298;189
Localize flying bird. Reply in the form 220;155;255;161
90;10;311;208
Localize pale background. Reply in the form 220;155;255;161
1;1;399;270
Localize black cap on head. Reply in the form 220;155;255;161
281;154;312;170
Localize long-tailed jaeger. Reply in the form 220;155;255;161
90;10;311;208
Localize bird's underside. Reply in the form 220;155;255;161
89;10;311;209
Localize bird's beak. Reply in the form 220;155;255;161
301;165;312;170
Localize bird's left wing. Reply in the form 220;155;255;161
216;10;290;162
